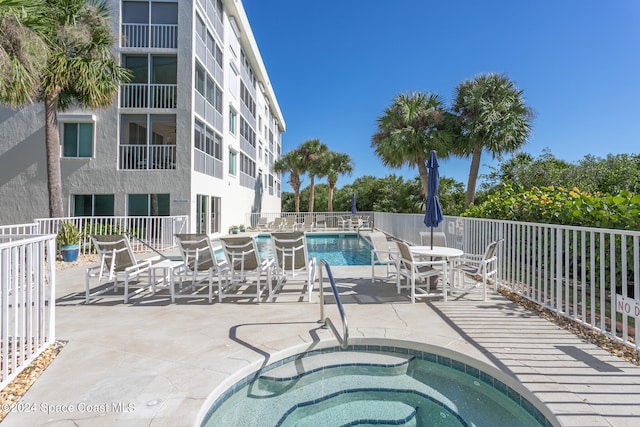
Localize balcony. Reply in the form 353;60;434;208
119;144;176;170
121;23;178;49
121;84;177;109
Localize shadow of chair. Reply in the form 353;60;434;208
369;231;398;284
219;236;276;303
86;234;161;303
452;239;502;301
174;234;229;303
396;241;448;303
269;231;317;302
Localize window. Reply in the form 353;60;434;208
229;150;237;175
229;108;237;135
62;122;94;157
127;194;169;216
72;194;114;216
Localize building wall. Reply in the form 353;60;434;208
0;0;284;231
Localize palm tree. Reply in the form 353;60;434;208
0;0;131;218
371;92;453;198
298;139;328;212
452;72;533;207
322;152;353;212
273;149;305;212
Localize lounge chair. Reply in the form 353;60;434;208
369;231;398;284
452;239;502;301
315;215;327;231
271;217;285;231
174;234;229;303
256;217;269;232
396;241;448;303
282;216;300;231
219;236;276;303
338;216;350;230
300;215;315;231
86;234;161;303
269;232;317;302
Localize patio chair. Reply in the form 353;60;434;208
271;217;285;231
338;216;350;230
396;241;448;303
282;216;301;231
300;215;315;231
269;232;317;302
369;231;398;284
315;215;327;231
256;217;269;232
174;234;229;303
219;236;276;303
86;234;161;303
419;231;447;248
452;239;502;301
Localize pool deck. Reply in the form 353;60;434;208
3;257;640;426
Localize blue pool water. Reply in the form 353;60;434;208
200;345;552;426
255;233;373;266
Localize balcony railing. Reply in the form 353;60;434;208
121;23;177;49
194;149;223;179
120;83;177;109
119;144;176;170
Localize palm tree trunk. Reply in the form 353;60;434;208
327;182;335;212
308;175;315;212
417;158;429;198
465;146;483;207
44;93;63;218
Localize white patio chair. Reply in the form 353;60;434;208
86;234;161;303
452;239;502;301
219;236;276;303
271;217;285;231
282;216;300;231
369;231;398;283
396;241;448;303
255;217;269;232
269;232;317;302
315;215;327;231
174;234;229;303
338;216;350;230
419;231;447;248
300;215;315;231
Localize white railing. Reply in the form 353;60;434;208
120;83;177;109
245;212;374;231
373;212;640;350
0;234;56;389
36;216;188;254
119;144;176;170
121;23;178;49
194;149;223;179
0;223;39;235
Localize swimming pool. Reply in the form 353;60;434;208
200;343;555;426
255;233;373;266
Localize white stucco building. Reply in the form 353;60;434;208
0;0;284;234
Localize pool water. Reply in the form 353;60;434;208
255;234;373;266
201;346;551;427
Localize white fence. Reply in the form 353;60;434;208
36;215;188;254
374;212;640;350
0;235;56;389
245;212;374;231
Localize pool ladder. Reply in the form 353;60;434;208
318;259;349;349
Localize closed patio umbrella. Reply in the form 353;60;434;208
424;151;443;249
351;193;357;215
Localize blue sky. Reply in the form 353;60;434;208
243;0;640;192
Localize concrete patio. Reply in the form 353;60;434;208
3;260;640;426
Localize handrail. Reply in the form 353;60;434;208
317;259;349;349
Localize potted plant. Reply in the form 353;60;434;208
57;221;81;262
229;225;239;235
239;224;246;232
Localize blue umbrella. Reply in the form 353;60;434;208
424;151;444;249
351;193;357;215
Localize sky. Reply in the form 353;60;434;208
242;0;640;192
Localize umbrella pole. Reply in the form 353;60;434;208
430;227;434;249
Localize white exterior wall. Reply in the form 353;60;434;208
0;0;284;230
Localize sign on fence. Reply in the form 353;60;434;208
615;294;640;319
